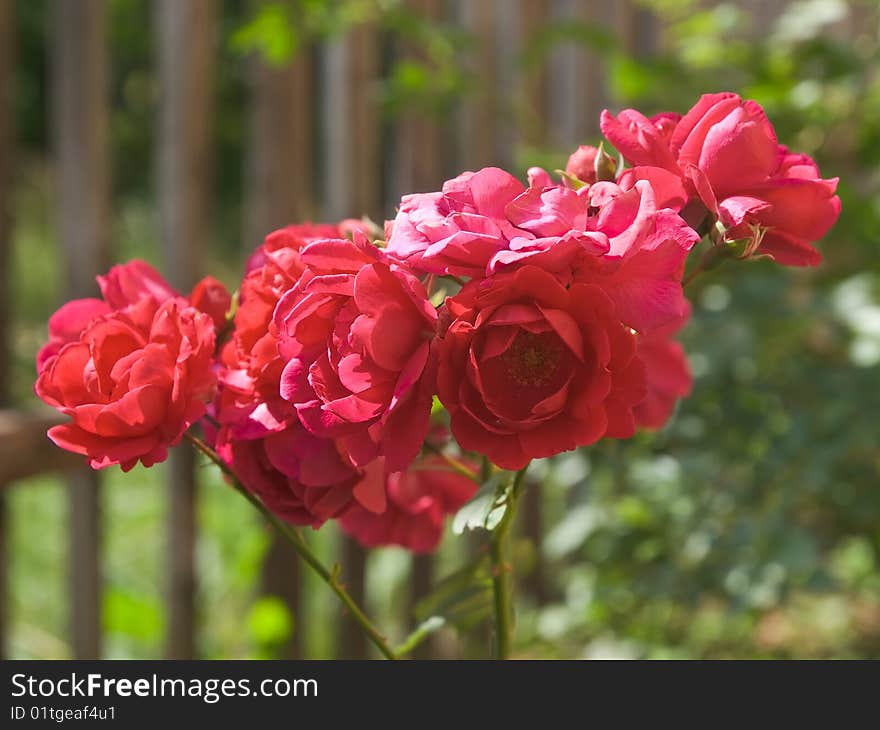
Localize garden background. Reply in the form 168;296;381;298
1;0;879;659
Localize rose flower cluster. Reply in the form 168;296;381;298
35;93;840;553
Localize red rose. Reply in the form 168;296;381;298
634;304;692;429
213;224;374;526
96;259;177;310
601;93;840;265
437;266;647;470
190;276;232;333
340;457;477;553
275;233;437;474
36;296;216;470
37;298;111;369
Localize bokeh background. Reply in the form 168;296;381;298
1;0;879;659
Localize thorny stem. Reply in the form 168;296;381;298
423;441;480;482
183;431;398;660
489;465;530;660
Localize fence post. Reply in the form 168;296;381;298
456;0;498;171
320;20;383;658
389;0;446;202
245;0;315;245
0;0;12;661
52;0;110;660
156;0;218;659
244;0;313;657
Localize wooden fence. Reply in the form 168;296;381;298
0;0;667;659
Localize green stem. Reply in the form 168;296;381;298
423;441;480;482
489;465;529;660
184;431;398;660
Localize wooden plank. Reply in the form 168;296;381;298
319;23;383;658
409;553;434;659
0;0;11;660
321;22;382;221
155;0;218;659
244;1;314;245
519;0;551;149
52;0;109;661
338;535;368;658
0;411;83;484
350;24;382;221
244;2;309;657
456;0;498;170
389;0;445;201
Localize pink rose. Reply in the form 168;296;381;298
565;145;600;185
274;233;437;475
601;93;840;265
634;304;692;429
340;457;477;553
490;179;699;333
385;167;528;278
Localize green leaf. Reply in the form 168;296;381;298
451;473;506;534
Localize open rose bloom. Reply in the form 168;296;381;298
35;92;840;556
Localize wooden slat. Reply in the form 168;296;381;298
389;0;445;201
156;0;218;659
408;554;434;659
0;0;11;659
338;535;368;658
456;0;498;170
521;481;548;605
350;24;382;221
245;0;314;245
519;0;551;149
0;412;83;484
245;1;310;657
322;22;382;221
546;0;607;147
52;0;110;660
319;23;383;659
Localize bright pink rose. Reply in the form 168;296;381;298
385;167;528;278
274;233;438;476
437;266;648;470
601;93;840;265
340;457;477;553
387;167;698;324
36;295;216;471
490;179;699;333
565;145;600;185
213;225;374;526
634;304;692;429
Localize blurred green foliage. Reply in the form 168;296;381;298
6;0;880;658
